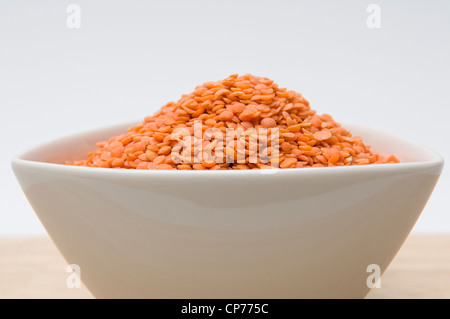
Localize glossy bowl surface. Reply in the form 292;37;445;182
11;122;444;298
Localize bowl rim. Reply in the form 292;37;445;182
11;120;444;178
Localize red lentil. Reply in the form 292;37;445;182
67;74;399;169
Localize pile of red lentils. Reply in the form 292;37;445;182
67;74;399;170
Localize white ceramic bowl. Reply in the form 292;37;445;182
11;122;443;298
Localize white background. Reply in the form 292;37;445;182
0;0;448;235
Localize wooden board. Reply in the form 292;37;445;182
1;235;449;299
